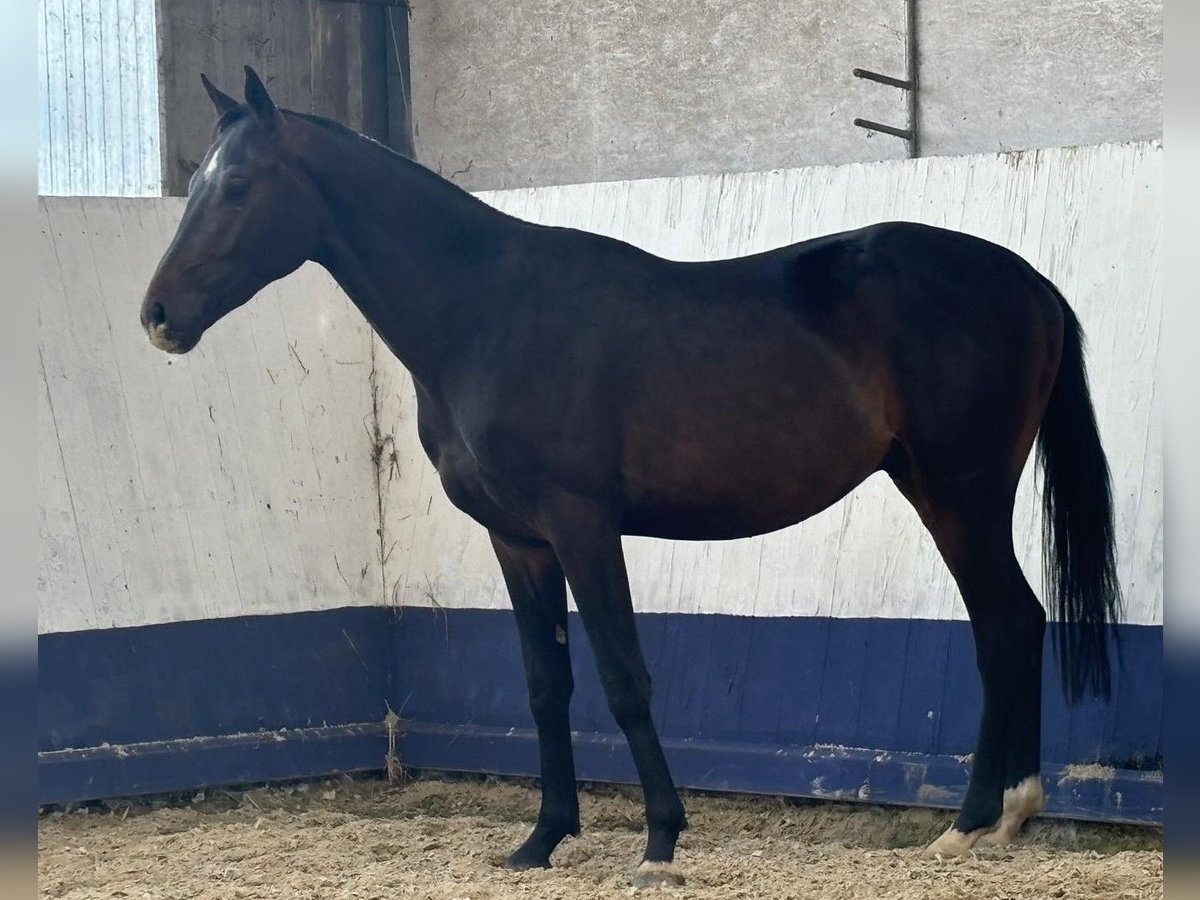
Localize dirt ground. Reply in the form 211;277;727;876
39;775;1161;900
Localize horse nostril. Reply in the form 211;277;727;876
148;302;167;328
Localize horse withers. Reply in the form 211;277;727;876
140;67;1120;887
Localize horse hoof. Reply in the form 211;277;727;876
976;826;1017;848
922;826;984;858
632;861;685;890
502;850;551;870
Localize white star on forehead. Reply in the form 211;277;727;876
201;145;223;180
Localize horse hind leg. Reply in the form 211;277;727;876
890;466;1046;856
974;608;1046;847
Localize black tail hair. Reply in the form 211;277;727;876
1036;282;1122;703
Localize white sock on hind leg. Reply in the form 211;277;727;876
977;775;1044;847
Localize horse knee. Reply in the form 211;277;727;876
956;791;1005;835
606;679;651;731
647;794;687;832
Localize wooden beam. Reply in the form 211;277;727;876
156;0;404;196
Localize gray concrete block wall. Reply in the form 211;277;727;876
407;1;1161;191
409;2;911;190
919;0;1161;157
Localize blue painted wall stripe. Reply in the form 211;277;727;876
39;607;392;752
39;724;389;807
38;606;1162;819
391;609;1162;769
396;724;1161;826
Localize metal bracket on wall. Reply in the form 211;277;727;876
852;0;920;157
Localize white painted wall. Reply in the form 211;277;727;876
381;141;1163;627
38;198;381;633
38;141;1162;634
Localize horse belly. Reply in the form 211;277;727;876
622;488;864;541
620;395;889;541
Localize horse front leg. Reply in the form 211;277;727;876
490;532;580;868
543;497;687;889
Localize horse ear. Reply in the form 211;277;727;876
201;73;238;116
243;65;279;125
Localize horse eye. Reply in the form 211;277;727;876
224;180;249;201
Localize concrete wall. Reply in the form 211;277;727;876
38;198;382;633
144;2;1161;195
408;1;1161;191
920;0;1162;157
409;1;909;189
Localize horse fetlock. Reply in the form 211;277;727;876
1004;774;1045;817
976;775;1044;847
643;816;685;867
648;800;687;836
503;844;553;870
540;808;581;838
542;809;581;839
505;818;576;869
954;789;1005;837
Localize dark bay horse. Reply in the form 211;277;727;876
141;68;1120;886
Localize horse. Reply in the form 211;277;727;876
140;67;1120;887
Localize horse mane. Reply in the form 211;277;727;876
274;108;510;219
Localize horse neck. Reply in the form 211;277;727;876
291;116;514;386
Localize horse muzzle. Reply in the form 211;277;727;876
140;298;202;354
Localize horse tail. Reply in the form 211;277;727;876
1036;280;1122;704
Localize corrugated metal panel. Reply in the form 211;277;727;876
38;0;161;197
